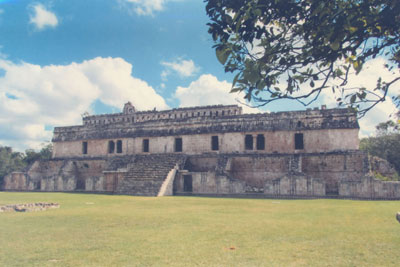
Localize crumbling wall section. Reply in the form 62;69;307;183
3;172;28;191
230;156;290;187
301;150;369;194
339;176;400;199
174;171;246;194
264;174;325;196
40;160;76;191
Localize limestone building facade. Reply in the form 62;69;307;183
4;102;400;199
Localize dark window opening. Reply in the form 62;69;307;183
211;136;219;151
216;111;218;116
256;134;265;150
297;121;302;128
175;138;183;152
116;140;122;153
36;180;41;190
183;175;193;192
108;141;115;153
76;178;85;190
222;110;225;116
245;135;253;150
82;141;88;154
295;133;304;150
143;139;149;152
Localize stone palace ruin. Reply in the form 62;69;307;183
4;102;400;199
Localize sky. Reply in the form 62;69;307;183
0;0;399;151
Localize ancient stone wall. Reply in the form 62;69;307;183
52;106;359;158
339;176;400;199
4;151;400;199
264;174;325;196
82;104;242;126
3;158;108;192
174;172;246;194
52;128;359;158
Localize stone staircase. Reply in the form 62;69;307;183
116;154;186;196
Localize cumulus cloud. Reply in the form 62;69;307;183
0;57;168;150
161;58;199;80
317;57;400;137
175;74;261;114
29;3;58;30
121;0;168;16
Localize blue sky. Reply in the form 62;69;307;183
0;0;398;150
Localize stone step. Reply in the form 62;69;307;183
113;154;186;196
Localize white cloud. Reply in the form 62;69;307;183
122;0;167;16
161;58;199;80
0;57;168;150
175;74;262;114
29;4;58;30
317;57;400;137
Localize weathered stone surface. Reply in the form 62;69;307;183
339;175;400;199
370;156;398;179
4;103;400;199
0;203;59;212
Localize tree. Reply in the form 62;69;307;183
0;146;25;187
360;120;400;175
205;0;400;116
0;144;53;187
24;143;53;165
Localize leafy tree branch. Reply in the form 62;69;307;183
205;0;400;116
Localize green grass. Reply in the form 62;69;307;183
1;192;400;266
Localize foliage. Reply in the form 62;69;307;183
0;146;25;187
1;193;400;266
205;0;400;116
360;121;400;174
372;171;399;181
24;143;53;165
0;144;52;187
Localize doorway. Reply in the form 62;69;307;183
183;175;192;192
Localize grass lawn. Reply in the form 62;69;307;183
1;192;400;266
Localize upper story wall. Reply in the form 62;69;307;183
52;128;359;158
52;104;359;143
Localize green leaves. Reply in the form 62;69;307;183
205;0;400;114
216;47;230;65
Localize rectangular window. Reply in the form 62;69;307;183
245;135;253;150
143;139;149;152
175;138;182;152
116;140;122;153
82;141;88;154
108;141;115;153
211;136;219;151
295;133;304;150
256;134;265;150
